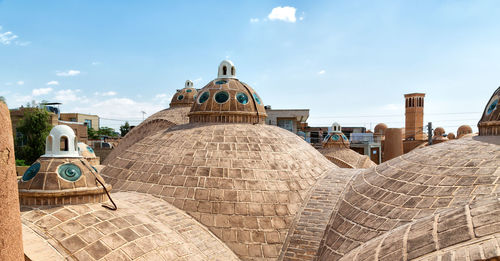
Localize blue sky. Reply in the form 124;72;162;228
1;1;499;132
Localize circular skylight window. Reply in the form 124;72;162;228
331;134;340;141
198;92;210;104
177;95;184;101
22;162;41;182
214;91;229;104
186;89;192;93
215;80;227;85
236;93;249;105
253;93;262;105
58;163;82;182
86;146;94;153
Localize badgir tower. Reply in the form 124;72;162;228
0;61;498;261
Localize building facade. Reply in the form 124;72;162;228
60;113;100;130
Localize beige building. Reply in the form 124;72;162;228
60;113;100;130
265;107;309;134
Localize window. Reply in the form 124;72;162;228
236;92;249;104
177;95;184;100
70;118;77;122
277;119;293;132
60;136;69;151
223;66;227;75
214;91;229;104
198;92;210;104
231;66;235;75
84;119;92;129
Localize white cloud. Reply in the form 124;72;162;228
73;97;165;121
250;18;260;23
0;31;18;45
56;70;81;76
92;61;101;66
317;70;326;75
46;81;59;86
94;91;117;96
17;81;24;85
54;89;81;102
193;77;203;84
32;88;53;96
154;93;174;105
268;6;297;23
16;41;31;46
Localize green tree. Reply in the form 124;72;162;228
87;127;98;139
120;121;130;137
0;96;5;104
15;108;53;164
97;127;118;137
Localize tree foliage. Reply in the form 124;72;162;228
120;121;130;137
15;108;53;165
87;126;118;139
0;96;5;104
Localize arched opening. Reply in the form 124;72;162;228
422;98;424;107
60;136;69;151
405;99;408;108
222;66;227;75
47;136;53;152
74;137;78;151
231;66;235;75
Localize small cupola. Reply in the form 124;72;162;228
331;122;342;133
217;60;236;79
43;125;81;158
185;80;194;88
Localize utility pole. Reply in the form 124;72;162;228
141;111;146;121
427;122;433;145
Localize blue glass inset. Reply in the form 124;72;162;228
236;93;249;105
215;80;227;85
58;164;82;182
331;134;340;141
487;99;498;115
214;91;229;104
177;95;184;101
86;146;94;153
198;92;210;104
22;162;41;182
342;135;348;140
253;93;261;105
186;89;192;93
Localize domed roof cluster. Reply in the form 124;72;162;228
102;61;335;260
457;124;473;138
16;64;500;261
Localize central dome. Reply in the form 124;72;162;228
189;60;267;124
102;60;335;260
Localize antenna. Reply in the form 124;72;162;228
141;111;146;121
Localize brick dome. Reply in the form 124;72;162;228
188;60;267;124
457;125;473;138
317;136;500;260
374;123;388;135
170;80;198;108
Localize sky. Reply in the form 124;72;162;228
1;1;499;132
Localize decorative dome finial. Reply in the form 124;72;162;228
43;125;80;158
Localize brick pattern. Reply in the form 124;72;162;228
338;196;500;261
318;137;500;260
103;106;190;165
102;123;335;260
18;157;110;206
319;147;376;169
280;168;360;261
189;79;267;124
21;191;239;261
478;87;499;136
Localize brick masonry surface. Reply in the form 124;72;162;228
103;106;190;165
280;168;361;261
21;191;239;261
339;196;500;261
317;136;500;260
101;123;335;260
319;147;376;169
